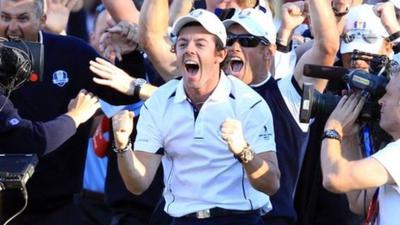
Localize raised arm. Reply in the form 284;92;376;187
321;94;393;193
139;0;178;80
293;0;340;92
102;0;139;24
112;110;162;195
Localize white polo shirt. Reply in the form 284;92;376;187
135;72;276;217
372;139;400;225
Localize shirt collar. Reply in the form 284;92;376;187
250;72;272;88
173;71;232;104
37;31;43;43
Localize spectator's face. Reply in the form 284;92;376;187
378;74;400;138
175;25;226;93
0;0;45;41
341;40;391;72
225;24;273;85
90;10;113;53
341;52;370;71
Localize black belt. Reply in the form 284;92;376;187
183;207;261;219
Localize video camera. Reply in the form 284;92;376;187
0;38;44;93
299;64;389;123
0;154;38;191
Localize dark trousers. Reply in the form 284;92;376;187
77;190;112;225
171;214;264;225
7;200;81;225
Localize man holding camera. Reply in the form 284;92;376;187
321;65;400;224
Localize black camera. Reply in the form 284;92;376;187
0;39;44;93
0;154;38;191
299;64;389;123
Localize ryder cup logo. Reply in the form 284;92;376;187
353;20;367;30
52;70;69;87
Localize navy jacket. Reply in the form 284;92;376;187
0;95;76;155
253;77;308;225
3;32;136;212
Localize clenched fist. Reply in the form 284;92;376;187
112;110;135;149
220;118;247;155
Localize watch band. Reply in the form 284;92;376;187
386;31;400;43
234;144;255;164
112;140;132;154
322;129;342;142
133;78;147;98
276;40;292;53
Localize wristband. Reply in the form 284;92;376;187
331;2;349;17
386;31;400;43
276;40;292;53
112;140;132;154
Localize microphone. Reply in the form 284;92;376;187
303;64;350;80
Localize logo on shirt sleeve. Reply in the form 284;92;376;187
259;125;272;140
8;118;20;126
52;70;69;87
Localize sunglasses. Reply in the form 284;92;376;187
226;34;270;48
341;30;380;44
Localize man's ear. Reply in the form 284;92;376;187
170;45;176;53
39;14;47;30
263;44;276;60
216;48;228;64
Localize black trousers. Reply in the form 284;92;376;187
7;200;81;225
171;214;264;225
77;190;112;225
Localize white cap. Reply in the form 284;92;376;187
390;0;400;10
340;4;389;54
223;8;276;44
171;9;227;47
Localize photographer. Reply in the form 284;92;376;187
320;68;400;223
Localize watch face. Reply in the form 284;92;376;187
324;129;341;140
134;78;147;86
327;130;335;136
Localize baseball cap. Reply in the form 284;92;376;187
390;0;400;10
340;4;389;54
223;8;276;44
171;9;227;47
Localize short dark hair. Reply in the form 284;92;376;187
0;0;43;17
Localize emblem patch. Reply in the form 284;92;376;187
52;70;69;87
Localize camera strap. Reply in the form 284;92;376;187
363;188;379;225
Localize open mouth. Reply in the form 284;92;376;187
229;57;244;75
184;60;199;76
7;35;23;41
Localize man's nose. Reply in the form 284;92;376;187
185;41;196;54
229;40;241;51
7;20;19;31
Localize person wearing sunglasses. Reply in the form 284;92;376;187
222;1;339;224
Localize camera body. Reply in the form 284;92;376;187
300;64;389;123
0;39;44;92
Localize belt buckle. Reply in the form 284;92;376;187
196;209;211;219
